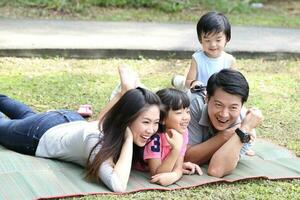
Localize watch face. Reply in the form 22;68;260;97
235;128;251;143
243;134;251;143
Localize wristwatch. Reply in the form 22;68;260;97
235;128;251;143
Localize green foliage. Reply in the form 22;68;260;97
10;0;87;12
88;0;185;12
200;0;251;14
4;0;186;13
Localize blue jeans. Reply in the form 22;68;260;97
0;94;85;155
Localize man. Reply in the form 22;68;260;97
184;69;263;178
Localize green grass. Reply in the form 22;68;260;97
0;0;299;28
0;57;299;199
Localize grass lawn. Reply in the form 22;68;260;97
0;56;299;199
0;0;299;28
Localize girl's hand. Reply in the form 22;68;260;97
182;162;203;175
125;127;133;141
150;172;178;186
165;129;183;151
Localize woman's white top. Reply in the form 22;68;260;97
35;121;125;192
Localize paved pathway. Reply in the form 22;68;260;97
0;19;299;58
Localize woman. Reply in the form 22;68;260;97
0;66;161;192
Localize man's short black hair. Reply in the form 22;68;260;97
197;11;231;42
206;69;249;104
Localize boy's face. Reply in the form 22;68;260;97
207;88;242;131
200;32;227;58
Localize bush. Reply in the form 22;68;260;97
200;0;251;14
87;0;186;12
7;0;86;12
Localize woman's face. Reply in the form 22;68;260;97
129;105;160;147
165;107;191;134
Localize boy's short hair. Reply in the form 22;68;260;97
197;11;231;42
206;69;249;104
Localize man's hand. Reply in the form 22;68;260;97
182;162;203;175
241;108;263;132
219;123;241;141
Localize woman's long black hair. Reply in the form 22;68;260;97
86;87;161;180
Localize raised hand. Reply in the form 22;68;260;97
241;108;263;132
125;127;133;141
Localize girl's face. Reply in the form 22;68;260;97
164;107;191;134
200;31;227;58
129;105;160;147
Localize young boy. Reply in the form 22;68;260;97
172;11;235;90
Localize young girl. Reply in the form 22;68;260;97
143;88;202;186
172;11;235;90
0;66;161;192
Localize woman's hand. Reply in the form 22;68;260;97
182;162;203;175
125;127;133;141
165;129;183;152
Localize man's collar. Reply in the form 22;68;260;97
199;105;209;126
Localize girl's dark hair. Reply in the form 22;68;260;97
206;69;249;104
156;88;190;132
197;11;231;42
86;87;161;180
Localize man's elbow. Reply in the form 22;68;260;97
207;165;226;178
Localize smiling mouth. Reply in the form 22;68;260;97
141;135;150;140
216;117;229;124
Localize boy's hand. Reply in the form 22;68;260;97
182;162;203;175
165;129;183;152
190;80;203;89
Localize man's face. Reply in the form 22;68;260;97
207;88;242;131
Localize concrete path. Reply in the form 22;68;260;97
0;19;299;58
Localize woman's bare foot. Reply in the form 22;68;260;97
118;65;139;94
